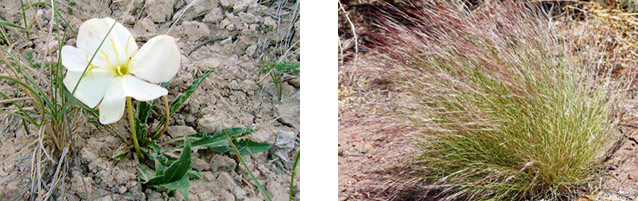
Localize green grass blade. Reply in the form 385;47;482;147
223;129;271;201
290;152;299;201
0;21;25;30
169;69;215;116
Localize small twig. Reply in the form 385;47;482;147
338;1;358;68
43;146;68;200
604;128;630;162
155;96;170;139
187;35;238;56
620;123;638;128
0;97;32;105
166;0;196;35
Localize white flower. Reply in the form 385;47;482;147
62;17;180;124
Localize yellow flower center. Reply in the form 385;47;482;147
87;36;138;78
114;64;129;76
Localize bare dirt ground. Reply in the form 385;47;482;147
338;1;638;200
0;0;299;200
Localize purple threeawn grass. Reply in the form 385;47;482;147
364;0;624;200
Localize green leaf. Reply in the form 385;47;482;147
195;127;254;138
137;101;152;125
137;164;154;183
169;69;214;116
190;128;254;149
235;139;271;154
188;128;270;154
145;136;192;185
186;170;202;180
163;175;192;200
154;157;165;175
111;146;129;160
135;101;151;142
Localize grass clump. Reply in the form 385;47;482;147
369;0;623;200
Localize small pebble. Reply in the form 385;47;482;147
118;186;127;194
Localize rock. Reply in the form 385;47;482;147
133;17;157;35
96;196;113;201
176;21;211;41
229;80;241;90
210;154;237;172
192;157;210;171
186;114;197;126
203;7;224;24
359;144;373;154
276;91;300;130
3;180;19;198
266;179;287;201
240;80;258;92
197;114;236;133
202;171;215;181
144;0;177;23
221;190;235;201
174;0;220;21
81;148;110;172
215;172;247;200
250;128;274;142
264;16;277;27
120;14;135;25
275;130;296;151
219;0;235;8
167;125;197;138
113;167;135;184
245;45;257;57
195;58;224;69
118;186;127;194
233;0;253;12
219;19;234;31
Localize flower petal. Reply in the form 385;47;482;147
129;35;180;83
98;77;126;124
63;69;114;108
97;75;167;124
76;17;138;66
121;75;168;101
61;45;110;69
61;46;88;71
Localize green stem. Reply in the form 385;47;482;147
127;97;143;158
290;151;300;201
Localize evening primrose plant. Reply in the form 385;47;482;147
369;1;625;200
59;17;272;200
62;17;179;157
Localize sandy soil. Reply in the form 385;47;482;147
0;0;299;200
